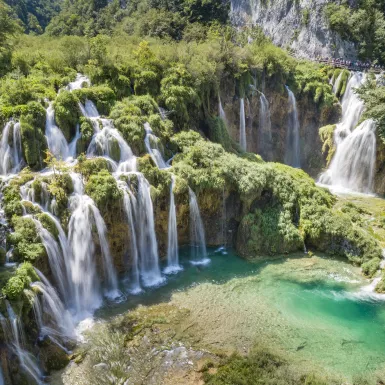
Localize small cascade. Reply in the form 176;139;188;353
218;96;228;125
239;98;247;151
332;71;343;94
258;93;273;160
136;174;164;286
79;100;100;119
144;122;168;169
284;86;301;168
68;123;81;159
0;121;23;175
188;188;210;265
120;182;141;293
165;175;181;274
45;103;69;160
318;73;375;193
33;218;69;301
67;74;90;91
5;301;43;385
32;269;75;339
86;114;136;172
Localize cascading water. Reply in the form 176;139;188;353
136;174;164;286
239;98;247;151
5;301;43;385
144;122;168;169
188;188;210;265
318;73;375;193
332;72;343;94
120;182;141;293
45;103;69;160
164;175;181;273
218;96;228;125
67;74;90;91
258;93;273;160
32;269;75;339
284;86;301;168
0;121;23;175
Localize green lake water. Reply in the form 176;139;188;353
95;248;385;381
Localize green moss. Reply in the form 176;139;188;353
361;257;380;277
75;155;112;180
37;212;59;239
76;116;94;154
203;349;333;385
7;216;46;263
2;262;40;300
20;102;48;170
319;124;336;166
74;86;116;116
85;170;122;215
53;90;80;141
2;183;23;219
137;154;171;199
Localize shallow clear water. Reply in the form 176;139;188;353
95;249;385;380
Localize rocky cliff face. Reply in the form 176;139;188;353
230;0;357;60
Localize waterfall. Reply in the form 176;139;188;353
86;115;136;172
239;98;247;151
33;218;69;300
284;86;301;168
67;74;90;91
68;123;81;159
258;93;273;160
318;73;375;193
332;72;343;95
120;183;141;293
218;96;228;125
136;174;164;286
0;121;23;175
188;188;209;265
45;103;69;160
79;100;100;119
88;204;119;299
144;122;168;169
32;269;75;339
5;301;43;385
165;175;181;273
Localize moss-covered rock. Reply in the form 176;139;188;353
2;262;39;300
19;102;47;170
319;124;336;166
54;90;80;142
74;86;116;116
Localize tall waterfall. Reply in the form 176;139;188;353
239;98;247;151
258;93;272;160
318;73;375;193
188;188;209;265
136;173;164;286
0;121;23;175
284;86;301;168
165;175;181;273
144;122;168;169
218;96;228;125
120;183;141;293
45;103;69;160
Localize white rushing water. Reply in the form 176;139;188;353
0;121;23;175
4;301;43;384
165;175;181;274
136;173;164;286
67;74;90;91
218;96;228;125
188;188;210;265
45;103;70;160
32;269;75;339
332;71;343;95
144;122;168;169
258;92;273;160
284;86;301;168
318;72;376;193
239;98;247;151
